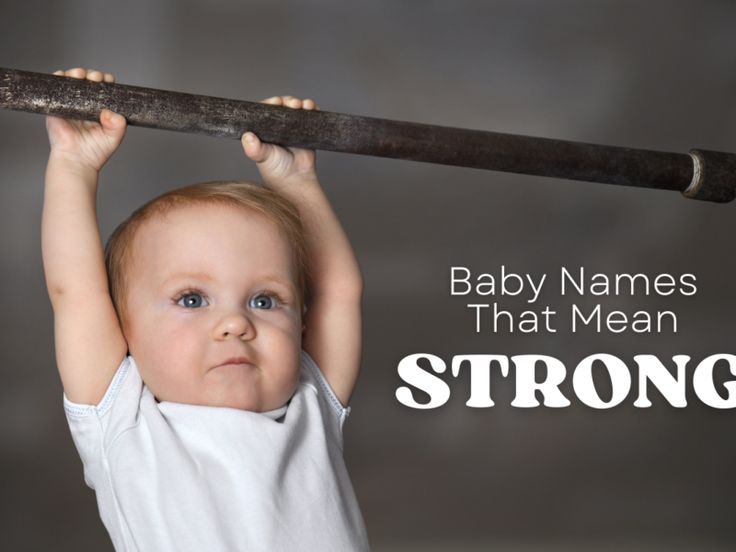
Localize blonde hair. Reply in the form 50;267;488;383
104;181;309;329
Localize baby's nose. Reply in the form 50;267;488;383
213;313;254;340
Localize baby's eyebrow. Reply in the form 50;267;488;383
257;275;298;292
160;271;214;288
160;272;295;291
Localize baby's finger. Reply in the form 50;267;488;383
100;109;127;134
282;96;302;108
45;114;65;129
241;132;271;163
67;67;87;79
303;99;320;111
260;95;319;110
87;70;104;82
103;73;115;83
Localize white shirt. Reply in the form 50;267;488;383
63;351;369;551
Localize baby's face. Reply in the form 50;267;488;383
123;203;302;412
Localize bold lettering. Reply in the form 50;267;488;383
573;354;631;409
451;355;509;407
510;355;571;408
693;354;736;409
633;355;689;407
396;354;450;409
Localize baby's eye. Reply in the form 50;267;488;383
176;292;209;309
249;293;277;310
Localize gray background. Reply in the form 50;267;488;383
1;0;735;550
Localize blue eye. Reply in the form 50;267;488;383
177;292;209;308
249;293;276;310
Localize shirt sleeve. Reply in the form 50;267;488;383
300;350;352;432
62;355;142;489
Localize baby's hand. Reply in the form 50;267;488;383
45;68;126;173
241;96;319;184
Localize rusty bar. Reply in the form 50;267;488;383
1;67;734;202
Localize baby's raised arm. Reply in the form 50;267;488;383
242;97;363;406
42;68;128;404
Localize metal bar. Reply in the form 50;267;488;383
1;67;734;202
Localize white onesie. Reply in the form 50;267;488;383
63;351;370;551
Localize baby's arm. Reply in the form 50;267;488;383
42;68;128;404
242;97;363;406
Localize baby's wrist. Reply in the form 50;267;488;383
47;150;101;180
263;170;320;189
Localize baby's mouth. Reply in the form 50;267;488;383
211;356;254;370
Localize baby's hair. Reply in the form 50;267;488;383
104;181;310;330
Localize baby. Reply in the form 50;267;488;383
42;68;369;551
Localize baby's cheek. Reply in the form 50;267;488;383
272;362;301;407
265;318;302;387
276;308;303;339
159;322;199;355
148;323;197;372
258;310;301;346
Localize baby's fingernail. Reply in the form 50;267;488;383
244;132;256;142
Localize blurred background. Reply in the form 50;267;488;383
2;0;736;550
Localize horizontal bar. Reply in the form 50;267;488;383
2;67;734;202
